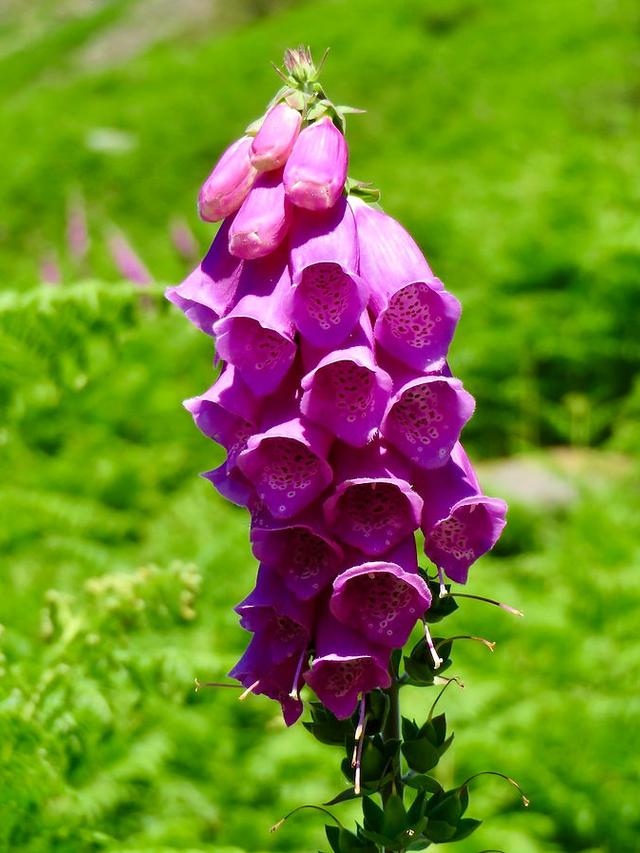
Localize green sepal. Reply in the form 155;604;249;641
403;655;436;686
449;817;482;841
401;716;420;741
402;737;440;773
365;689;390;735
403;773;444;794
305;702;354;746
423;819;457;843
323;787;360;806
325;824;378;853
422;580;459;623
362;796;385;832
406;791;428;825
383;792;407;837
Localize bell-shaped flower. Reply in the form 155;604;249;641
165;218;243;334
250;103;302;171
198;136;257;222
351;197;460;371
381;375;475;469
415;443;508;583
238;413;333;519
304;611;390;719
201;462;254;508
183;365;260;466
323;443;423;556
251;509;344;600
228;169;292;259
288;196;367;347
213;249;296;396
300;314;392;446
283;116;348;211
229;636;306;726
330;539;431;648
235;566;315;662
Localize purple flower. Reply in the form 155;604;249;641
323;443;423;556
229;636;306;726
183;365;260;466
303;611;390;719
351;197;461;371
415;443;508;583
235;566;315;662
381;375;475;469
238;415;333;519
250;508;344;600
165;218;243;334
213;249;296;395
201;463;254;508
250;103;302;171
288;195;367;347
66;193;89;264
300;315;392;447
284;116;348;211
107;227;152;285
170;217;199;260
198;136;257;222
330;540;431;648
228;170;292;259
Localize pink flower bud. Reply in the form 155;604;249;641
198;136;257;222
284;116;348;211
228;170;292;260
250;103;302;171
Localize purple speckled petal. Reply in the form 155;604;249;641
251;509;344;600
165;219;243;334
228;169;292;259
238;416;333;519
381;375;475;469
250;103;302;171
330;554;431;648
213;250;297;396
415;443;508;583
183;365;260;464
235;566;315;661
301;342;392;447
288;196;367;347
303;611;390;719
323;443;422;556
198;136;257;222
284;116;348;211
201;462;254;508
229;636;306;726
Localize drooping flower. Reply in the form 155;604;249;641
284;116;348;211
198;136;257;222
250;103;302;172
228;169;292;260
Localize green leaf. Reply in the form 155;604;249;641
362;796;385;832
424;819;457;843
324;787;359;806
406;791;428;825
431;713;447;744
403;774;444;794
402;716;420;741
449;818;482;841
402;738;441;773
325;824;341;853
383;793;407;837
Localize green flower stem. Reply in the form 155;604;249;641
381;676;403;847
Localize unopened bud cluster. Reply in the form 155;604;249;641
167;51;507;725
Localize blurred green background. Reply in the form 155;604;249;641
1;0;639;851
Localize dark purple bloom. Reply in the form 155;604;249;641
235;566;315;661
238;415;333;519
415;443;508;583
201;462;254;508
330;540;431;648
250;102;302;172
288;195;367;347
228;169;292;259
323;443;423;556
165;218;243;335
303;611;390;719
351;197;460;371
199;136;257;222
250;508;344;600
381;375;475;469
213;249;296;396
229;636;306;726
284;116;348;211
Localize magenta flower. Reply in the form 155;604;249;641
198;136;257;222
201;463;253;508
323;443;423;556
330;543;431;648
381;375;475;468
213;249;296;395
250;509;344;600
228;636;306;726
107;227;152;285
165;218;243;335
250;103;302;171
284;116;348;211
288;195;367;347
303;611;390;719
228;170;292;260
416;443;508;583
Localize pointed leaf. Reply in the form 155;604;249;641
449;817;482;841
383;792;408;837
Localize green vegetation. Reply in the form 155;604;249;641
1;1;639;851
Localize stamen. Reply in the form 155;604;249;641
239;679;260;701
423;619;443;669
289;647;308;700
194;678;243;692
448;591;523;617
